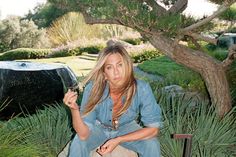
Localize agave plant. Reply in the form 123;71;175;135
0;100;42;157
157;89;236;157
5;103;73;156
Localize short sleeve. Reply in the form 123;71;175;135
140;82;163;128
80;82;96;130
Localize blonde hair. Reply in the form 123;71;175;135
82;44;136;118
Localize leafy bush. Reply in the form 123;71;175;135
79;45;104;54
207;48;228;61
0;43;10;53
0;48;51;60
165;70;206;93
123;38;143;45
48;49;71;58
0;16;50;50
132;50;161;63
49;47;82;58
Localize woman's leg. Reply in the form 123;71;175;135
117;122;161;157
69;125;108;157
120;137;161;157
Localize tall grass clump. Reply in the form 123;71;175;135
47;12;103;46
5;104;73;156
0;101;42;157
157;90;236;157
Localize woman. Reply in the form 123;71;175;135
63;44;162;157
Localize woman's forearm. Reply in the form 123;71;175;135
70;108;90;140
116;127;159;143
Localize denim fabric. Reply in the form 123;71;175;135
69;79;162;157
69;120;161;157
80;79;162;130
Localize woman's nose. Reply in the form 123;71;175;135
114;67;119;75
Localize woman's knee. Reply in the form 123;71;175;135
145;138;160;148
70;134;88;149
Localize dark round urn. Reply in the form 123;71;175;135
0;61;78;120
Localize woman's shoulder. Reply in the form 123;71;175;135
83;81;93;91
135;79;149;88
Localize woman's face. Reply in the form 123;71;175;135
104;53;125;89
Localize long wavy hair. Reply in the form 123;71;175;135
82;44;136;118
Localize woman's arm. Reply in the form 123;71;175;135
70;108;90;140
63;90;90;140
97;127;159;155
116;127;159;142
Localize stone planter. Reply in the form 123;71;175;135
0;61;77;120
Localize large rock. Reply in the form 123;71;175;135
0;61;77;120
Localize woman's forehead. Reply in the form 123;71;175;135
104;53;123;64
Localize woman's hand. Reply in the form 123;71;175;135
96;138;121;156
63;89;79;110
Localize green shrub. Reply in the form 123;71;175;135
0;17;50;50
0;43;10;53
132;50;161;63
138;56;206;93
123;38;143;45
205;43;217;51
69;47;83;56
165;70;206;93
0;48;51;60
48;49;71;58
206;48;228;61
79;45;104;54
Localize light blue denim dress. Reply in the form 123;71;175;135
69;79;162;157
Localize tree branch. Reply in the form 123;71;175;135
185;32;217;45
222;44;236;68
181;1;235;33
168;0;188;14
78;3;123;25
145;0;168;16
188;36;205;52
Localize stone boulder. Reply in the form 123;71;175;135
0;61;77;120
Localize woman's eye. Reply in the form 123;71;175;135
118;63;122;67
106;66;111;70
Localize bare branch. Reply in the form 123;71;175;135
188;36;205;52
222;44;236;68
83;13;122;25
77;3;123;25
145;0;168;16
181;1;235;33
185;32;217;45
168;0;188;14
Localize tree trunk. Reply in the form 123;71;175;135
148;34;232;117
201;64;231;117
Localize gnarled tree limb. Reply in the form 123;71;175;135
222;44;236;68
144;0;168;16
181;1;235;33
185;32;218;45
168;0;188;14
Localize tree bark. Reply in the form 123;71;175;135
147;34;232;117
201;64;231;117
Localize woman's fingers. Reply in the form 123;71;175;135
63;90;78;109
